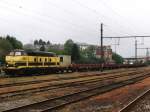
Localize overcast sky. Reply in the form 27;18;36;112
0;0;150;57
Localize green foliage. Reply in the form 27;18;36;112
77;45;102;64
23;44;35;51
34;39;50;46
40;45;45;51
144;60;150;65
34;40;38;45
64;39;80;62
0;39;13;63
81;45;95;58
64;39;74;55
0;35;23;63
76;56;102;64
48;48;65;55
112;52;124;64
39;39;44;45
47;41;50;45
6;35;23;49
71;43;80;62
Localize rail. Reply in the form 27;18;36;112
0;70;144;100
3;72;150;112
119;89;150;112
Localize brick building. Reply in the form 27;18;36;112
95;45;113;61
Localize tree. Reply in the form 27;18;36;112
71;43;80;62
112;52;124;64
34;40;39;45
23;44;35;51
86;45;95;58
47;41;51;45
48;48;65;55
40;45;45;51
0;39;13;63
64;39;74;55
0;35;23;63
64;39;81;62
38;39;46;45
6;35;23;49
42;41;46;45
39;39;43;45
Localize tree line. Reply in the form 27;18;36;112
0;36;124;64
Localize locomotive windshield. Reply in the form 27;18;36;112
9;52;15;56
15;52;21;56
9;50;27;56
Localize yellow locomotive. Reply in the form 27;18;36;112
4;49;71;75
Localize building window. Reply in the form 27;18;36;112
49;58;51;62
45;58;47;62
40;58;42;62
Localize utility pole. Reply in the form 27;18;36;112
146;48;149;61
101;23;103;62
100;23;104;72
113;39;119;53
135;39;137;63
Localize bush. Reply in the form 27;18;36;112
112;52;124;64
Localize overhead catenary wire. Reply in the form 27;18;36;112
0;7;72;39
0;4;85;42
104;36;150;38
46;0;96;32
96;0;137;34
0;0;96;37
0;2;104;44
72;0;134;36
1;0;140;40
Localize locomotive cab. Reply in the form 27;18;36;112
9;50;27;56
6;50;28;68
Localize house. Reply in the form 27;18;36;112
95;46;113;61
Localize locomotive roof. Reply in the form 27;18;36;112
26;51;56;56
12;49;56;56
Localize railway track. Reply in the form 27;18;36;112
0;70;146;100
0;68;136;88
3;71;150;112
0;69;140;95
119;89;150;112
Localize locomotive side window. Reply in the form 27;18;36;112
60;57;63;62
34;58;37;62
